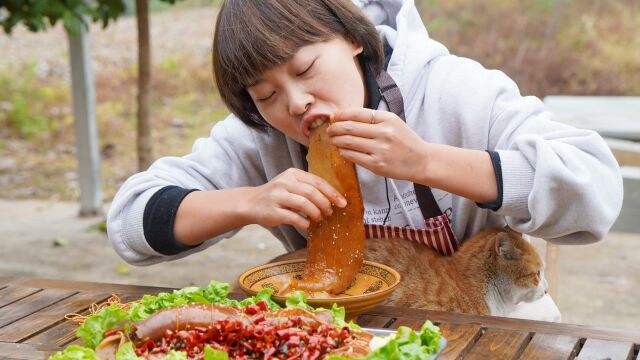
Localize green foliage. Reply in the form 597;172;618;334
0;0;126;34
415;0;639;96
0;0;185;35
0;63;69;139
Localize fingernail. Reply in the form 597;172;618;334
337;197;347;207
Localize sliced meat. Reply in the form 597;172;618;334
135;303;245;341
95;331;127;360
299;122;366;295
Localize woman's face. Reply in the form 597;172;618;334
246;37;366;146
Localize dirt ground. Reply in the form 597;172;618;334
0;199;638;332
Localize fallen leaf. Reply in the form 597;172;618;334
52;237;68;247
115;263;129;275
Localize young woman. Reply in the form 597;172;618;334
107;0;623;321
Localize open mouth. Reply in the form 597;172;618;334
309;118;327;131
302;115;330;137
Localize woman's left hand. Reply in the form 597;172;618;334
327;107;430;182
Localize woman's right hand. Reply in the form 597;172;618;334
243;168;347;229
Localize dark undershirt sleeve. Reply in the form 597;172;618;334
143;185;200;255
476;150;504;211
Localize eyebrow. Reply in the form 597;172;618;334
247;77;265;88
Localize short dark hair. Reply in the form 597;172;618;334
212;0;384;131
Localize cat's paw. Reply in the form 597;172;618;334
507;294;561;322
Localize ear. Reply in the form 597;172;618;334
352;43;364;56
346;37;364;56
495;232;521;260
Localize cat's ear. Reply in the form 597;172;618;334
495;232;522;260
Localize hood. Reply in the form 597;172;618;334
353;0;449;91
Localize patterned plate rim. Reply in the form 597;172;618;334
238;259;401;301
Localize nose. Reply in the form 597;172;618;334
287;85;313;117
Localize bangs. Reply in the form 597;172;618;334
214;0;345;89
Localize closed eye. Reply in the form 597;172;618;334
257;91;275;102
296;59;316;76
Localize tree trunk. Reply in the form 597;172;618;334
136;0;153;170
67;27;103;216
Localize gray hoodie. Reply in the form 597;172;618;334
107;0;623;265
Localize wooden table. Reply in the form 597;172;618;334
1;277;638;360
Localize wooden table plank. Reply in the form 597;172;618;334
356;314;394;329
464;328;532;360
0;285;41;308
25;293;144;348
0;291;111;343
0;288;76;329
366;306;640;343
0;342;57;360
387;317;424;330
13;278;173;294
0;276;17;288
576;338;634;360
437;323;483;360
520;333;580;360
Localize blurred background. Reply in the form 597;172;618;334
1;0;638;331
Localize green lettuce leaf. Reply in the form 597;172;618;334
48;345;99;360
163;350;188;360
203;346;230;360
327;321;441;360
239;288;282;310
128;280;235;322
285;291;314;310
115;342;140;360
329;303;361;330
76;305;128;349
284;292;360;330
418;321;442;355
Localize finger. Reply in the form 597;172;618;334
297;172;347;208
282;193;323;222
275;208;310;229
326;120;378;139
338;148;376;170
330;134;377;154
333;107;384;124
287;182;334;217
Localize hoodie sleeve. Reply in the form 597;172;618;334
106;115;268;265
431;56;623;244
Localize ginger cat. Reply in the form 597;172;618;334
272;228;548;316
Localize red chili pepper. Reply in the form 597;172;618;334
253;313;266;324
288;335;301;347
132;310;363;359
256;300;269;312
245;304;260;315
264;346;276;359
